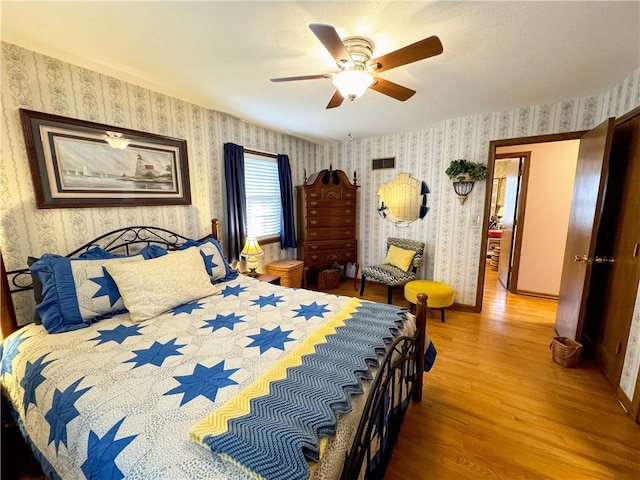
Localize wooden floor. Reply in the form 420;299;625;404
318;269;640;480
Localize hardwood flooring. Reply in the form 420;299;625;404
318;269;640;479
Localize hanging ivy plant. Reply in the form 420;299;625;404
445;159;488;182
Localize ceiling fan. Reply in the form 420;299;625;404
270;23;443;109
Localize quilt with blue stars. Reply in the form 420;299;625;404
1;275;416;480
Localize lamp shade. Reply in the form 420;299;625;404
241;238;263;257
332;70;374;99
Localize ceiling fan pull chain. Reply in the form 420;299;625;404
347;98;354;140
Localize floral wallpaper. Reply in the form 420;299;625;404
318;98;612;304
621;288;640;401
0;42;315;326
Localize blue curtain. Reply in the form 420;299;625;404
277;154;297;249
223;143;247;263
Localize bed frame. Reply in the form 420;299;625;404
1;218;427;479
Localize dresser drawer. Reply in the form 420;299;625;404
302;248;357;267
304;189;356;202
304;240;357;252
304;198;356;208
303;216;355;228
302;226;355;240
306;205;356;217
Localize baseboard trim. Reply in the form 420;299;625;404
515;289;558;300
451;302;476;312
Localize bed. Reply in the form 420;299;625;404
1;219;432;480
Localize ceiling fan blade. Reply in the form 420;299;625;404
326;90;344;109
369;77;416;101
271;73;331;82
309;23;353;66
368;36;443;73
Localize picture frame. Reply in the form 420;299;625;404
19;109;191;208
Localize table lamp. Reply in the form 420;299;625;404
241;238;263;277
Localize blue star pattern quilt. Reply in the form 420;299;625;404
1;275;417;480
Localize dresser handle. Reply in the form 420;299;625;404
345;201;352;205
310;232;317;237
345;243;352;248
345;230;351;235
311;245;318;250
310;209;317;215
311;255;318;260
310;193;318;197
310;220;317;225
344;209;352;214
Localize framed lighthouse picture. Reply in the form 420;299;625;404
20;109;191;208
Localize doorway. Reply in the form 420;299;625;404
479;137;581;303
493;153;528;293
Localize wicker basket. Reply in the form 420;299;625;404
266;260;304;288
550;337;583;368
317;268;340;290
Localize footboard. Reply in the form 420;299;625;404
342;293;427;479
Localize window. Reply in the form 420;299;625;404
244;153;281;240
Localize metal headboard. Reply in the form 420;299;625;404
7;226;193;295
1;219;222;338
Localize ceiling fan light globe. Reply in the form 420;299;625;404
332;70;373;99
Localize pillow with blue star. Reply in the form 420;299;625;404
178;238;238;283
106;247;218;323
29;253;145;334
27;247;158;325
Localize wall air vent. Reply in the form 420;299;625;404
372;157;395;170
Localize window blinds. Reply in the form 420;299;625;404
244;155;281;238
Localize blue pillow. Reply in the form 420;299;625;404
29;254;144;334
179;238;238;283
76;247;116;260
76;245;167;260
139;245;169;259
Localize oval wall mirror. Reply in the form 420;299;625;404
377;173;429;227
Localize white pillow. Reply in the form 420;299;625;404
106;248;218;322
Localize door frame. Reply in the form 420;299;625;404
494;152;531;293
476;131;587;312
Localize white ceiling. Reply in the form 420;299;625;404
2;1;639;143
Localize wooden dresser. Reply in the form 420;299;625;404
296;168;359;283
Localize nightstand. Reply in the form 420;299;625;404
242;272;281;285
256;274;280;285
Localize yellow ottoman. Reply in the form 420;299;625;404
404;280;454;323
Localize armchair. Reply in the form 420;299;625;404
359;238;426;304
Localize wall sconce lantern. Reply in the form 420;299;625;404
445;159;488;204
452;179;475;204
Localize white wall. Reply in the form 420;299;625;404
497;141;580;296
